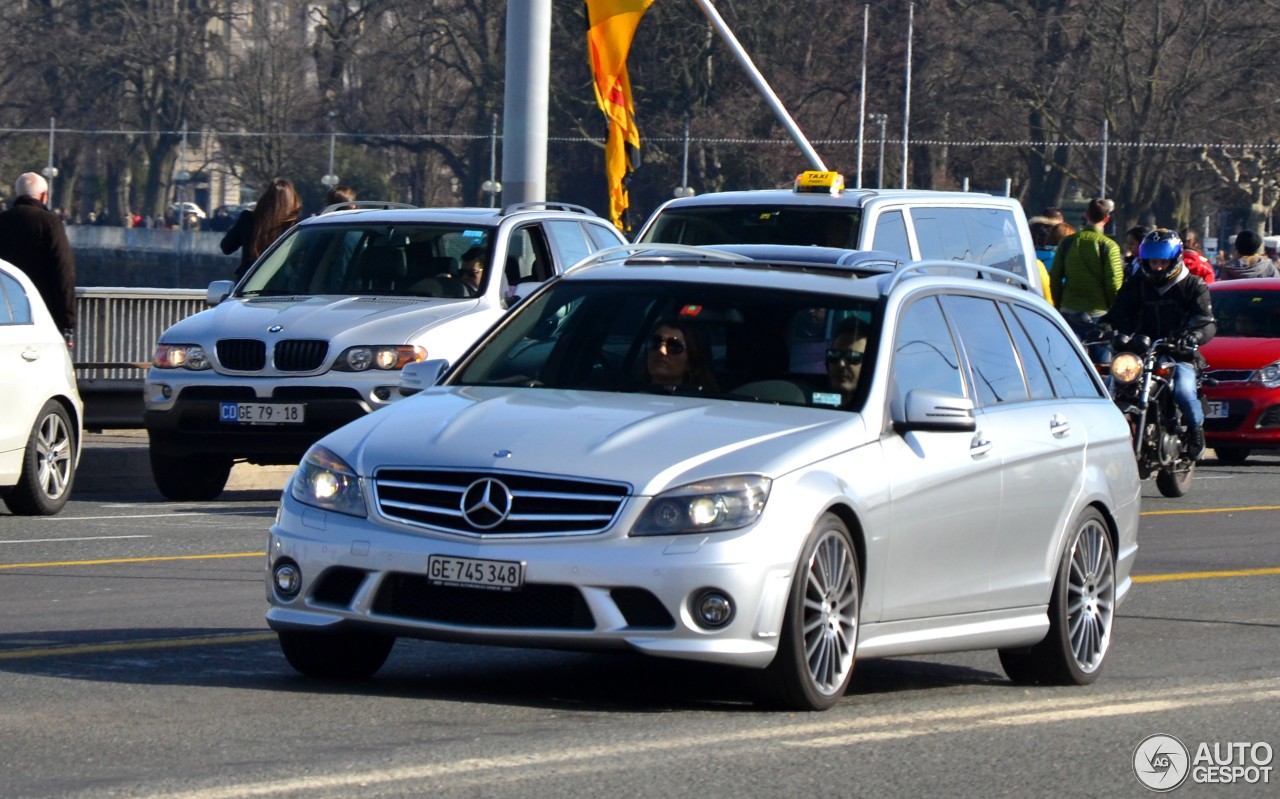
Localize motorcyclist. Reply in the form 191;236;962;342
1097;228;1217;459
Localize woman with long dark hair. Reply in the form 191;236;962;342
221;177;302;279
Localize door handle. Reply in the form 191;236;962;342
970;431;993;458
1050;413;1071;438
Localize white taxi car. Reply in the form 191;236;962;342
1;259;82;515
265;246;1140;710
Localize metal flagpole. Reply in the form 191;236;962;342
902;2;913;189
855;5;869;188
692;0;826;171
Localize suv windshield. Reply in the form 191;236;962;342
640;206;861;248
240;223;493;298
455;279;879;410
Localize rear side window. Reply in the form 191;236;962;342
1010;305;1105;399
545;220;594;268
911;207;1029;281
0;271;33;325
942;295;1028;406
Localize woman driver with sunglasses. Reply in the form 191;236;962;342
644;318;719;392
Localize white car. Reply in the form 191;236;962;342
266;246;1141;711
144;202;626;500
0;259;83;515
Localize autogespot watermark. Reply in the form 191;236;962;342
1133;734;1274;792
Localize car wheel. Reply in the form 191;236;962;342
1155;460;1195;498
1214;447;1250;465
277;629;395;679
149;449;232;501
2;400;76;516
757;513;860;711
999;507;1115;686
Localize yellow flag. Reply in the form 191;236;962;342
586;0;654;232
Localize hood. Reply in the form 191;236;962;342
162;294;477;346
322;387;866;494
1201;335;1280;371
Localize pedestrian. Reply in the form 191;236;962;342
0;172;77;345
1048;197;1125;362
1177;228;1215;284
220;177;302;279
1216;229;1280;280
323;185;357;212
1122;225;1154;283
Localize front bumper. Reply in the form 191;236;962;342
1202;384;1280;449
265;491;797;668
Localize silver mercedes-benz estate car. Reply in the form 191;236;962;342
266;245;1141;711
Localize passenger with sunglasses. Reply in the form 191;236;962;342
458;246;486;295
825;319;868;408
644;318;718;392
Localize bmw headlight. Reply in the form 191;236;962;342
153;343;212;370
333;345;426;371
632;475;771;536
290;445;366;517
1256;360;1280;389
1110;352;1143;384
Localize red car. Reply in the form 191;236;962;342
1200;278;1280;464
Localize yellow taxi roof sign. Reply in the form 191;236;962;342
794;170;845;194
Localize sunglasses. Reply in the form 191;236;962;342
647;335;687;355
460;268;483;277
825;348;864;366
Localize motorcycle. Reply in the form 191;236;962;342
1099;332;1205;497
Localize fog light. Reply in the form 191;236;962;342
373;386;392;401
273;560;301;599
160;384;172;399
692;589;734;628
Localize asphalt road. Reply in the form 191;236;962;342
1;451;1277;798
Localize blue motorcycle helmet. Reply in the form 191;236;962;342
1138;228;1185;284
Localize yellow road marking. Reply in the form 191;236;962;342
1142;504;1280;516
1133;566;1280;583
0;632;276;661
0;552;261;570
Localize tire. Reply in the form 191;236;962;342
757;513;860;711
149;448;232;501
1214;447;1250;466
278;629;395;679
1155;460;1194;498
2;400;76;516
999;507;1115;686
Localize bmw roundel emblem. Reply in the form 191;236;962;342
267;324;284;333
461;478;513;529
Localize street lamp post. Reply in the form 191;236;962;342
176;122;191;215
673;113;694;198
321;111;339;189
42;117;58;208
870;114;887;189
481;113;502;207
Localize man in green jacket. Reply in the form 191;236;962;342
1049;197;1125;363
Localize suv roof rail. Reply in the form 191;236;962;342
320;200;417;214
501;201;599;217
887;260;1033;293
568;243;745;273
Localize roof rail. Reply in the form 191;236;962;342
567;243;744;272
320;200;417;214
886;260;1033;293
501;201;598;217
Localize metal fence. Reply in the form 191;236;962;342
73;286;208;428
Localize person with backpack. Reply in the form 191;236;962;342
1049;197;1125;363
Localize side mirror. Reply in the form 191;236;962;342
399;358;449;397
892;389;976;433
206;280;234;306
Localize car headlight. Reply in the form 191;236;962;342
290;445;366;517
333;345;426;371
632;475;771;536
1256;360;1280;389
153;343;212;370
1110;352;1143;384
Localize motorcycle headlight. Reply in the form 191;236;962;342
632;475;771;536
153;343;212;370
1256;360;1280;389
333;345;426;371
290;445;366;517
1110;352;1143;384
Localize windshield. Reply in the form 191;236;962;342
640;205;861;248
239;223;493;299
454;279;879;411
1210;290;1280;337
